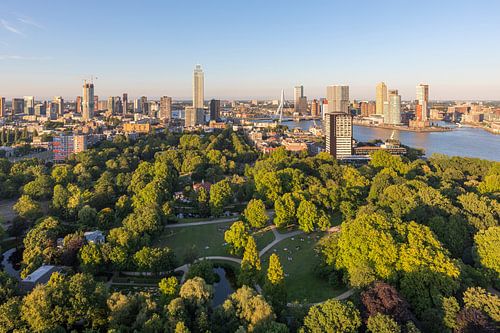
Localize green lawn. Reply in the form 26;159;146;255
154;222;275;265
261;232;347;303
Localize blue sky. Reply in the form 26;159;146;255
0;0;499;101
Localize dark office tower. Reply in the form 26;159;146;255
12;98;24;114
122;93;128;114
76;96;82;113
94;96;99;112
140;96;148;114
0;97;5;118
209;99;220;121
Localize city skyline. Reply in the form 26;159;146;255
0;1;500;100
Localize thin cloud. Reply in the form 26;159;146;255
0;19;25;36
0;41;8;47
0;55;52;61
17;16;44;29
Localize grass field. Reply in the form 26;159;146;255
154;222;275;265
261;232;347;303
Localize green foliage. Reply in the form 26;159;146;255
209;178;233;217
13;194;43;221
296;200;318;233
78;205;98;228
267;253;285;285
133;246;176;274
159;276;179;298
240;236;261;285
367;313;401;333
474;226;500;278
185;260;218;284
243;199;268;228
224;221;250;256
273;193;297;228
302;299;361;333
462;287;500;322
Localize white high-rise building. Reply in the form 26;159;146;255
325;112;353;159
82;81;95;121
416;84;429;121
383;90;401;125
53;96;64;116
24;96;34;115
193;64;204;109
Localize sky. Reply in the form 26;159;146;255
0;0;499;101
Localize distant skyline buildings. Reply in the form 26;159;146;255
82;81;94;121
325;85;349;114
416;84;430;121
376;82;387;116
193;65;204;109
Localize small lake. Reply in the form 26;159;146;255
212;267;235;307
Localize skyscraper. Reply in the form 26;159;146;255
107;96;117;116
159;96;172;121
140;96;148;115
294;85;308;115
12;98;24;114
0;97;5;118
384;90;401;125
325;112;353;159
416;84;429;121
311;99;320;117
82;81;95;121
376;82;388;116
193;64;204;109
122;93;128;114
326;85;349;114
24;96;34;115
53;96;64;116
209;99;220;121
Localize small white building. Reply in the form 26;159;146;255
20;265;64;292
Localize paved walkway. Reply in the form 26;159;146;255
174;256;242;283
166;217;239;228
259;226;303;257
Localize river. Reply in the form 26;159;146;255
284;120;500;161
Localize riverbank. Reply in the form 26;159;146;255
353;121;452;132
461;122;500;135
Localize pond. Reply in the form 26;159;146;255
212;267;236;307
1;247;22;281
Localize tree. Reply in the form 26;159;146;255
79;243;104;273
367;313;401;333
23;175;53;199
462;287;500;322
360;282;413;325
209;179;233;217
78;205;98;228
267;254;284;285
179;277;213;306
175;321;191;333
455;307;497;333
224;221;250;256
0;272;17;304
159;276;179;298
296;200;318;233
133;246;176;274
240;236;261;285
0;297;23;332
302;299;361;333
14;194;43;221
186;260;218;284
474;226;500;278
441;296;460;331
243;199;268;228
273;193;297;228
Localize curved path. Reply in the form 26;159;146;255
175;256;242;283
259;227;303;257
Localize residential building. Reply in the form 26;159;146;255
0;97;4;118
159;96;172;121
376;82;387;115
122;93;128;114
53;134;88;161
82;81;95;120
416;83;429;121
209;99;220;121
385;90;401;125
34;103;46;116
140;96;148;115
311;99;320;117
325;112;353;159
123;123;151;134
75;96;82;113
193;64;204;108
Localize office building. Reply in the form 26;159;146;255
140;96;148;115
326;85;349;114
82;81;95;120
185;106;204;127
294;85;308;114
376;82;387;115
209;99;220;121
193;64;204;108
34;103;46;116
311;99;320;117
360;101;376;117
0;97;5;118
416;84;429;121
122;93;128;114
12;98;24;114
24;96;35;115
53;96;64;116
159;96;172;121
107;96;121;116
133;99;141;113
384;90;401;125
325;112;353;159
